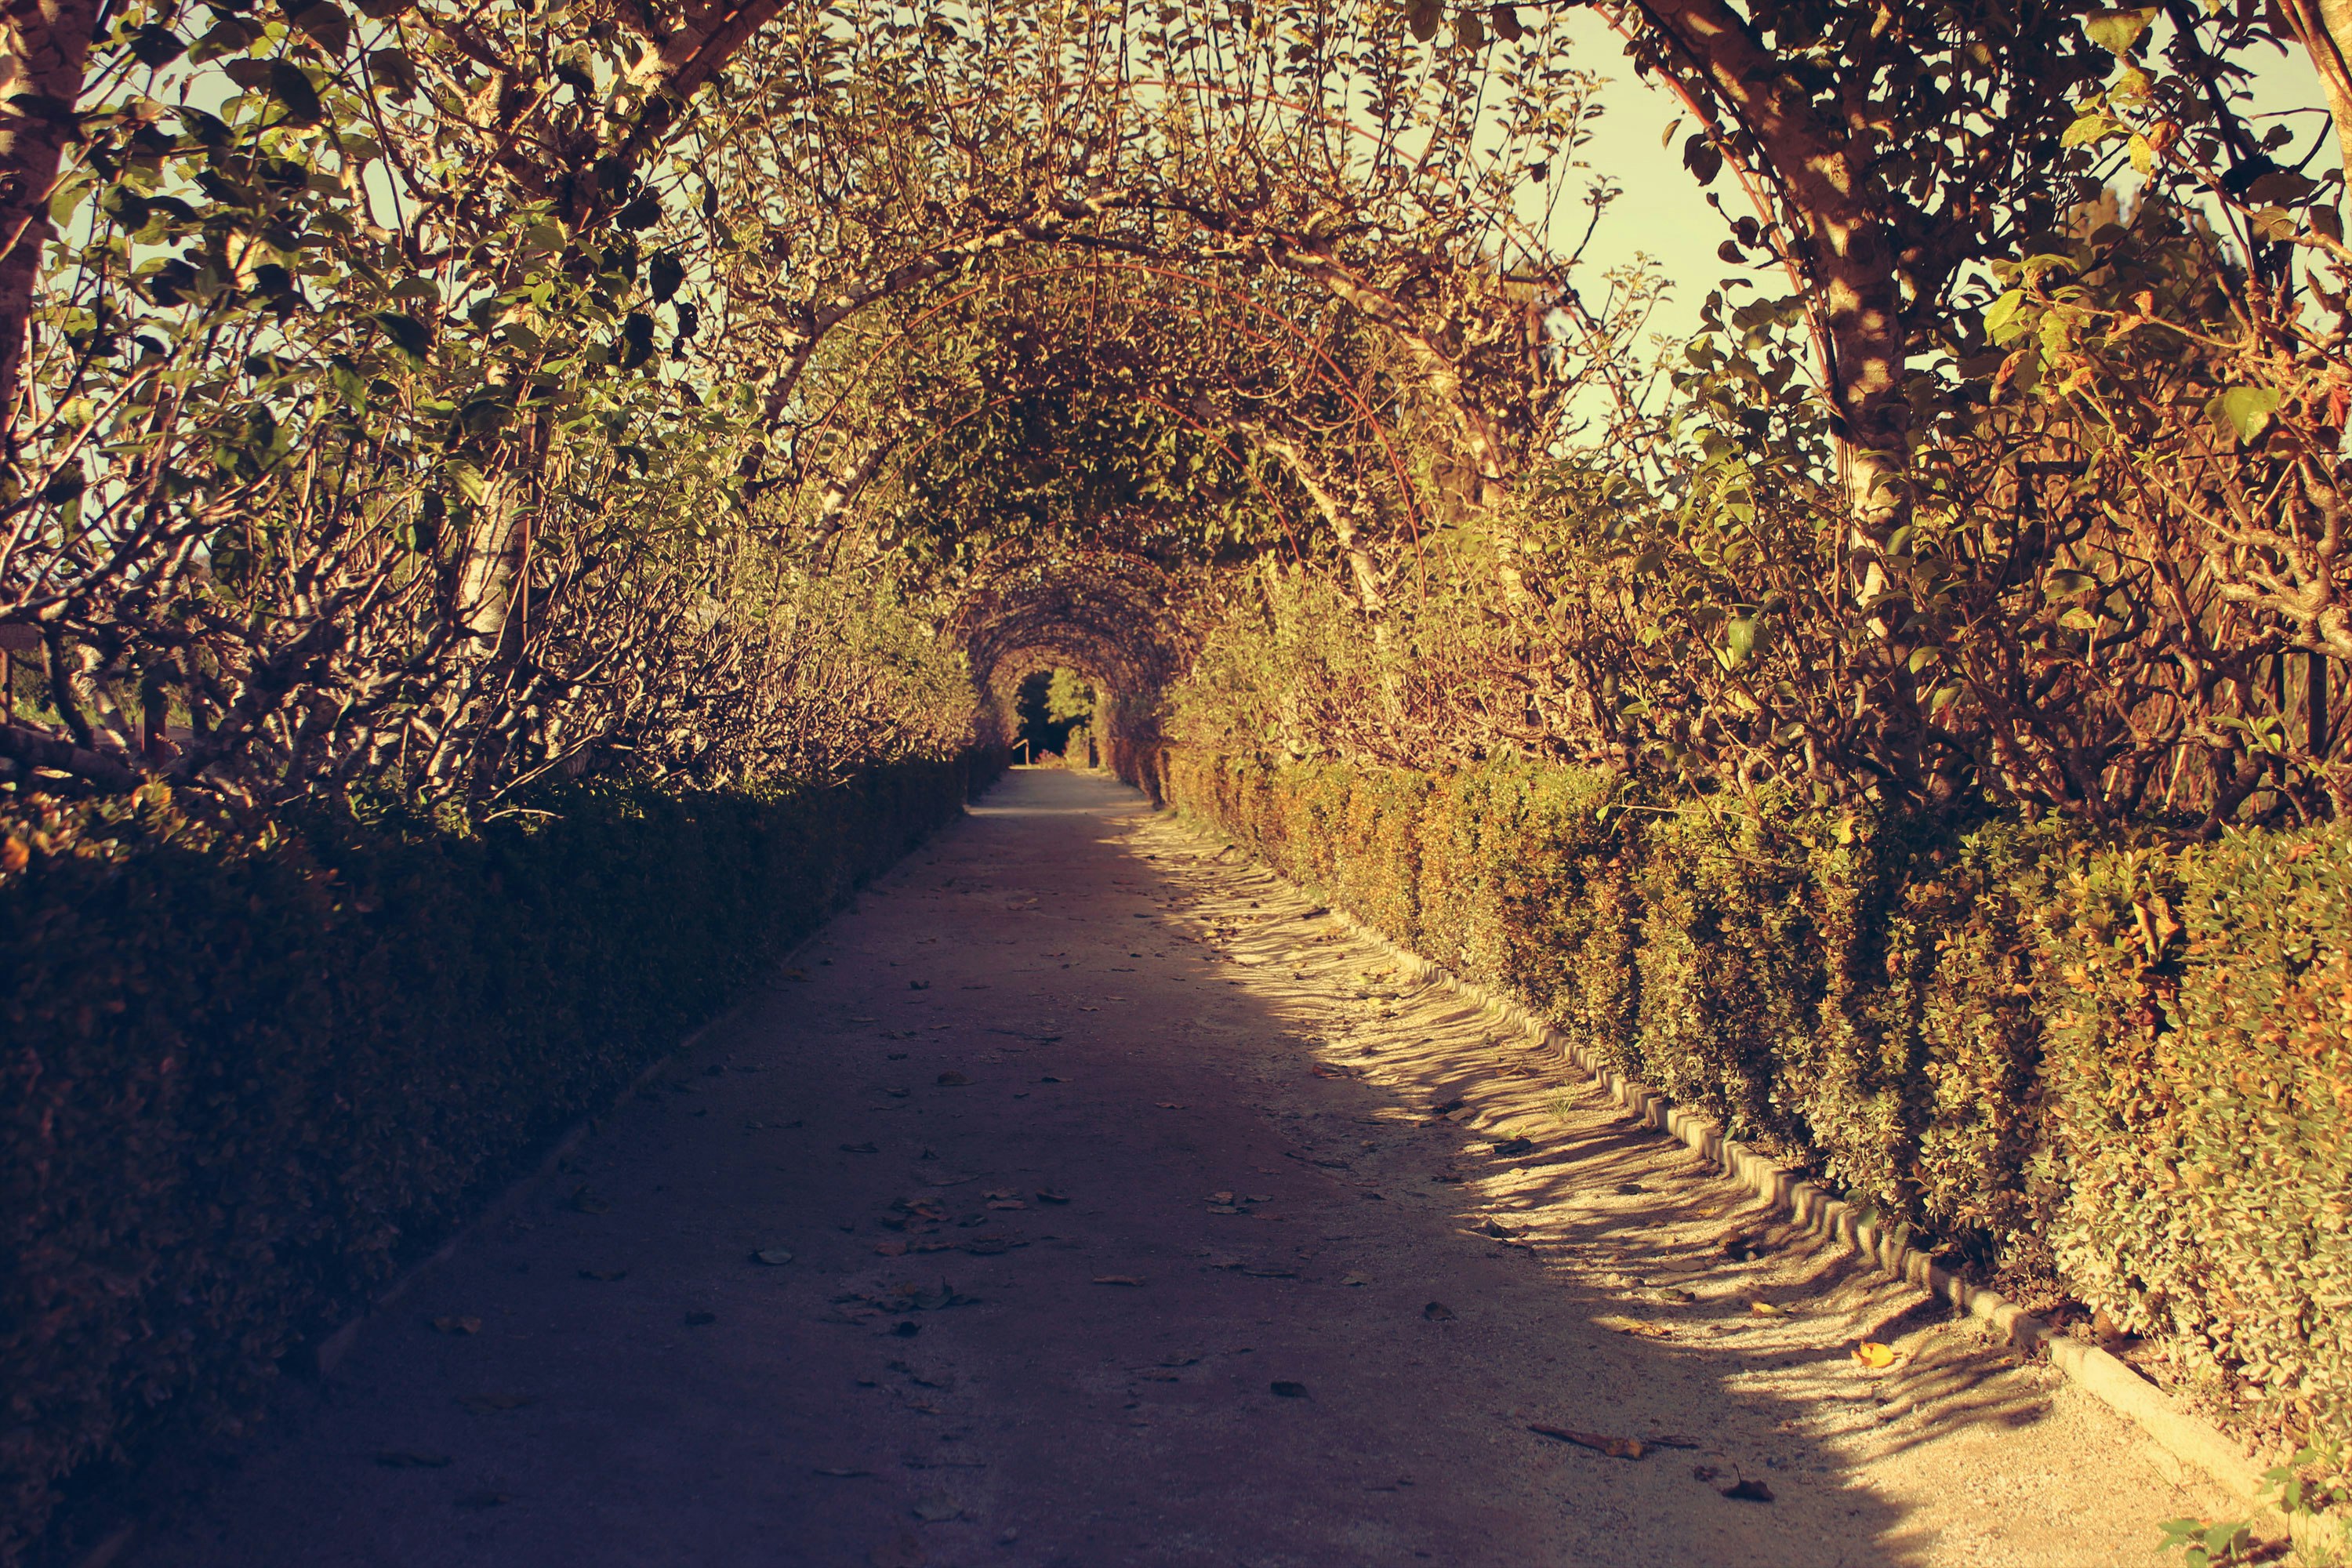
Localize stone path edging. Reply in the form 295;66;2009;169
1163;809;2342;1555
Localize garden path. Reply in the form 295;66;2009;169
132;768;2223;1568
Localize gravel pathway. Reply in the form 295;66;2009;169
129;768;2225;1568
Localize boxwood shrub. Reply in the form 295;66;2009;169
0;754;996;1562
1160;747;2350;1454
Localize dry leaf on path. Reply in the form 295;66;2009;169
1721;1477;1775;1502
1748;1300;1790;1318
430;1315;481;1335
1269;1380;1308;1398
374;1450;452;1468
1488;1138;1535;1158
1423;1301;1456;1321
1852;1341;1898;1370
570;1185;610;1214
840;1142;880;1154
875;1241;907;1257
935;1072;970;1087
910;1494;963;1522
814;1467;873;1478
453;1490;512;1510
1592;1314;1674;1338
1033;1189;1070;1203
1341;1274;1370;1287
577;1269;628;1282
1528;1425;1645;1460
753;1248;795;1265
1092;1275;1145;1287
457;1392;534;1414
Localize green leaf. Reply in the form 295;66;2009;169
1682;132;1724;187
267;61;324;126
2212;386;2279;444
1724;615;1759;669
370;310;432;364
444;460;487;504
128;24;187;68
1406;0;1443;43
2082;8;2156;53
368;47;418;97
284;1;353;56
648;251;684;303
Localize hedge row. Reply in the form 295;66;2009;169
0;753;999;1562
1160;749;2352;1454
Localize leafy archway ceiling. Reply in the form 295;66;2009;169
618;0;1621;695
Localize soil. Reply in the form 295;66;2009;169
127;768;2230;1568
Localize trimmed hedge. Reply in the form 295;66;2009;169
1160;748;2352;1454
0;754;997;1561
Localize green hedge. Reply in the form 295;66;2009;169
0;754;996;1562
1162;748;2352;1454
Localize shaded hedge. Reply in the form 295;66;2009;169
1161;748;2351;1452
0;755;996;1561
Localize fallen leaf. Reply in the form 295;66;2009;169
1692;1464;1722;1483
1208;1191;1236;1204
430;1315;481;1335
1155;1102;1188;1109
374;1450;452;1468
815;1467;873;1478
1529;1425;1645;1460
783;967;809;981
874;1241;908;1257
1093;1275;1146;1287
1341;1273;1371;1287
1207;1204;1243;1214
985;1200;1026;1210
753;1248;796;1265
1721;1477;1774;1503
909;981;931;991
1615;1181;1646;1195
570;1185;611;1214
1489;1138;1535;1158
935;1071;971;1087
1852;1341;1898;1370
1428;1170;1465;1185
684;1311;717;1327
1592;1315;1674;1339
1423;1301;1456;1321
454;1490;513;1510
911;1493;963;1523
1040;1075;1065;1083
890;1321;920;1337
1033;1189;1070;1203
1269;1380;1309;1398
1749;1300;1790;1317
577;1269;628;1282
840;1142;880;1154
1429;1097;1467;1116
457;1392;535;1414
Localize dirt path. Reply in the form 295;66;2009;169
131;768;2224;1568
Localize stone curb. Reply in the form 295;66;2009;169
1167;811;2344;1559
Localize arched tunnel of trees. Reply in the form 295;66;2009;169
7;0;2352;1559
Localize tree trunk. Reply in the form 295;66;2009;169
0;0;100;433
2285;0;2352;191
